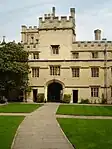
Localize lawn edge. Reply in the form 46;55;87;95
11;116;25;149
0;104;43;113
56;104;112;116
56;118;75;149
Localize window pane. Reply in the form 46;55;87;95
91;87;99;97
91;68;99;77
73;53;79;59
51;45;59;55
92;52;98;58
33;53;39;59
72;68;79;77
50;66;60;76
32;68;39;77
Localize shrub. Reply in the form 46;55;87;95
0;96;7;104
94;99;96;104
37;93;44;103
79;99;90;104
101;93;107;104
61;94;71;103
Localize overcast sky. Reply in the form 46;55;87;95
0;0;112;42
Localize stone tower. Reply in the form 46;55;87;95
21;7;112;104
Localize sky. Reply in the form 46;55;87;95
0;0;112;42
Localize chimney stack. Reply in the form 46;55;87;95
70;8;75;18
94;29;101;40
52;7;55;17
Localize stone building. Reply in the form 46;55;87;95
21;7;112;103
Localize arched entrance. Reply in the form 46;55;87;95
47;82;63;102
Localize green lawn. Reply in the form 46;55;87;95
0;116;24;149
57;118;112;149
0;103;42;113
57;105;112;116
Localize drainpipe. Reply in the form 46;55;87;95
104;42;108;103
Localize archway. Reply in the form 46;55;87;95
47;82;63;102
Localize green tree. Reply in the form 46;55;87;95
0;42;29;101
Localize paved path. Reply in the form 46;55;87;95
63;103;112;106
56;114;112;119
0;113;29;116
0;103;7;106
12;103;74;149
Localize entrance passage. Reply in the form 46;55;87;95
73;90;78;103
48;82;63;102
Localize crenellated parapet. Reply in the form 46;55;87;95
21;25;39;44
72;41;112;50
39;7;75;30
21;25;38;33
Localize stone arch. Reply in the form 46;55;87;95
45;79;65;89
44;79;65;102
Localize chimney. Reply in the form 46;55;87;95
94;29;101;40
52;7;55;17
2;36;6;44
70;8;75;18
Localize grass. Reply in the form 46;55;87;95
0;116;24;149
57;105;112;116
57;118;112;149
0;103;42;113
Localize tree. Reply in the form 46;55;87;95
0;42;29;101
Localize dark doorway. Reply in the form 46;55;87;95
48;82;63;102
33;89;38;102
73;90;78;103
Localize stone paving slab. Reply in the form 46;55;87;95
12;103;74;149
56;114;112;119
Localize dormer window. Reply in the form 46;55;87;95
51;45;59;54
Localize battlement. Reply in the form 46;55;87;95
73;41;112;48
39;7;75;30
21;25;38;33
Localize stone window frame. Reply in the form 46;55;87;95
31;35;34;44
91;87;99;97
91;51;99;58
51;45;60;55
32;67;39;78
33;52;39;59
50;65;60;76
72;52;79;59
72;67;80;77
91;67;99;77
36;39;39;44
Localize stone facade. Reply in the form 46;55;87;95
21;7;112;103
